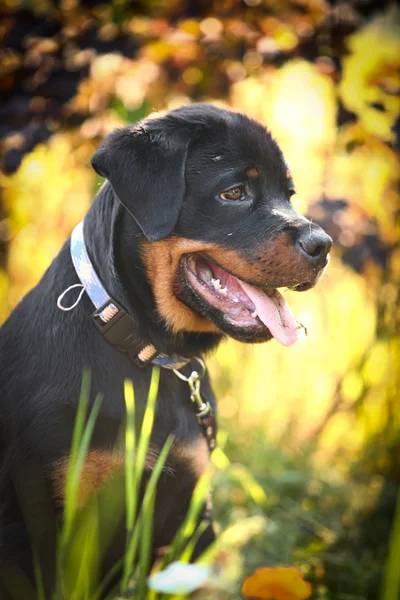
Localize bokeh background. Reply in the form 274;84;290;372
0;1;399;598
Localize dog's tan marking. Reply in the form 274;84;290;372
171;436;210;478
142;238;220;333
51;449;158;508
247;167;260;178
51;450;123;507
142;233;317;333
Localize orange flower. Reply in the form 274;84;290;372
242;566;312;600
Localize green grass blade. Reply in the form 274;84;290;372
68;504;100;600
229;463;269;509
67;371;91;482
178;519;209;564
137;435;174;596
198;515;265;565
60;371;91;544
161;470;213;568
122;434;173;593
135;367;160;493
175;470;212;547
211;445;231;471
62;392;103;543
136;478;157;598
124;379;136;532
57;391;103;599
92;558;124;600
121;367;161;591
55;372;91;597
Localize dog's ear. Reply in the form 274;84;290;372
91;118;192;242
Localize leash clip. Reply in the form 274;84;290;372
173;357;206;408
173;358;216;451
187;372;211;418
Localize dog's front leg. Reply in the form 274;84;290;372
151;450;215;563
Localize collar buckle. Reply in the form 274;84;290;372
92;299;150;367
92;298;125;332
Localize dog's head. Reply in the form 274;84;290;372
92;104;332;346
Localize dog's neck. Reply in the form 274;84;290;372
83;184;223;358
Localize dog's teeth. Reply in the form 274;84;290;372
232;297;239;303
211;278;221;290
220;286;228;295
251;310;258;318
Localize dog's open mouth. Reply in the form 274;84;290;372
181;254;302;346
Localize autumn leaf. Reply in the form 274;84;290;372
340;7;400;142
242;566;312;600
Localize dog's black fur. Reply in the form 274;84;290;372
0;104;331;595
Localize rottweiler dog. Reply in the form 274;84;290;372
0;104;332;593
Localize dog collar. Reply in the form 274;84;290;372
70;221;190;370
69;220;217;452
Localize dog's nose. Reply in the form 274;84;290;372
296;228;332;265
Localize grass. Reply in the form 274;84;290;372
28;368;217;600
2;369;398;600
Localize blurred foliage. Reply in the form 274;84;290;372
0;1;399;599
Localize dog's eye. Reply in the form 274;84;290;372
219;186;245;201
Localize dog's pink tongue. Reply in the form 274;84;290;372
239;281;298;346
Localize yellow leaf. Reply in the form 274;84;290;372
340;7;400;141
